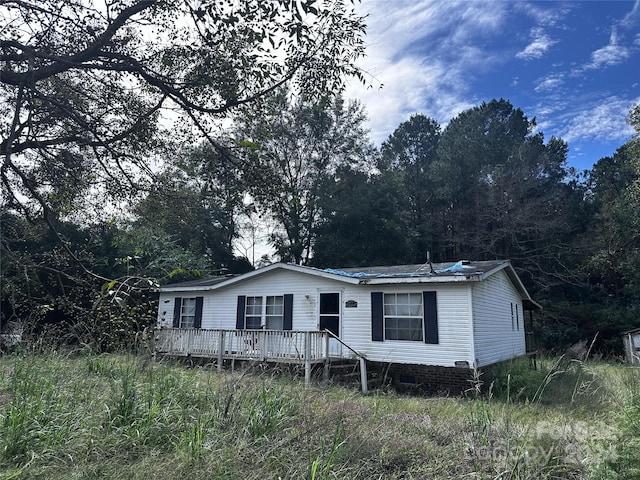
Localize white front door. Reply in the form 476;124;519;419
265;296;284;354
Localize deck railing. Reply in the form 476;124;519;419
155;328;331;363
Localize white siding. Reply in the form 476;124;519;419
339;283;475;367
160;269;347;332
158;267;531;368
472;270;526;367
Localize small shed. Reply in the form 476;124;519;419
622;327;640;366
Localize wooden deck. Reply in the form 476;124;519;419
156;328;331;363
155;328;369;392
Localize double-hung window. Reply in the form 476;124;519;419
383;293;424;341
511;302;520;331
244;295;285;329
237;294;293;330
180;298;197;328
172;297;203;329
265;296;284;330
245;296;263;329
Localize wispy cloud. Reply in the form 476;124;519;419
558;96;638;143
514;1;573;27
621;0;640;27
346;1;510;143
516;27;558;60
585;29;631;69
345;0;637;169
581;1;639;71
534;73;564;93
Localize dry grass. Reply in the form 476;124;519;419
0;352;637;479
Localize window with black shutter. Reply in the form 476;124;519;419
371;291;438;344
236;294;293;330
173;296;203;328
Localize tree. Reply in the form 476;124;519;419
1;0;366;224
379;114;441;262
430;99;586;292
312;166;411;267
0;213;159;351
587;104;640;305
432;99;534;259
132;142;252;274
236;90;375;264
0;0;365;346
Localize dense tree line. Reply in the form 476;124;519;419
3;93;639;354
1;1;638;355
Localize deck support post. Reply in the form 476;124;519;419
260;332;267;361
187;329;194;356
323;333;330;382
304;331;311;387
359;357;368;394
217;331;224;372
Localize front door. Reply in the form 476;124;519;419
319;292;342;357
265;295;284;355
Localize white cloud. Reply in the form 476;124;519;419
559;97;638;143
621;0;640;28
515;2;573;27
345;0;511;144
534;74;564;92
587;31;630;69
582;0;639;71
516;27;558;60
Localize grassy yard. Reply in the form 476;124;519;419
0;352;638;479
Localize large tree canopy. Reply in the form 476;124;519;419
379;114;441;262
0;0;366;222
236;90;374;264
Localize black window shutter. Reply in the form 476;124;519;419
236;295;246;329
194;297;203;329
423;291;439;344
173;297;182;328
371;292;384;341
283;294;293;330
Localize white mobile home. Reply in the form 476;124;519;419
156;260;539;392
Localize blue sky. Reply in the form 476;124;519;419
345;0;640;171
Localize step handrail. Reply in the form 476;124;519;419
322;329;367;361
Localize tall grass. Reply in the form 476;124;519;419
0;352;637;479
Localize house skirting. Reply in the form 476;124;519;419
367;361;483;395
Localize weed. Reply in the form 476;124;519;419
0;352;637;479
308;421;344;480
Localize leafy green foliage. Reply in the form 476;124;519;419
131;141;252;276
236;90;375;264
1;213;157;352
312;167;412;266
1;0;367;223
379;114;442;262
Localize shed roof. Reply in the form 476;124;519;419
621;327;640;336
